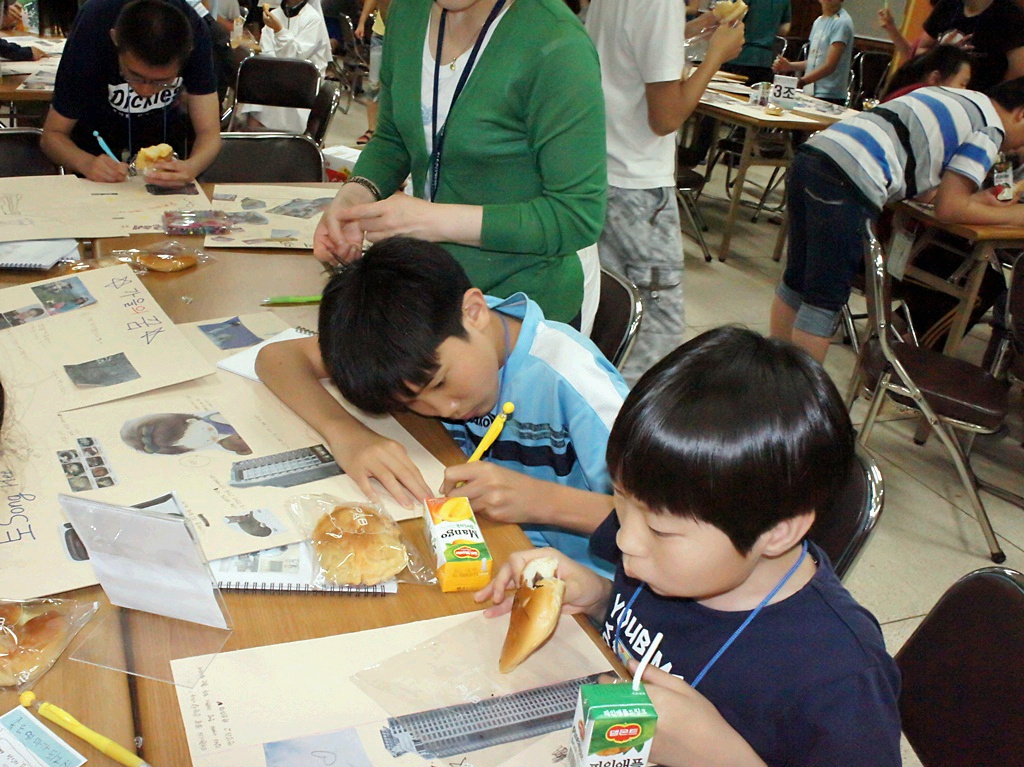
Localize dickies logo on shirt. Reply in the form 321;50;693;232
107;82;181;116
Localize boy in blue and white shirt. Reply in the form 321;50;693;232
257;236;629;575
773;0;854;104
770;79;1024;363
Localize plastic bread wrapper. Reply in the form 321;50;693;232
104;239;212;274
287;493;437;588
0;597;99;690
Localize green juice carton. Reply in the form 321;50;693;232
568;682;658;767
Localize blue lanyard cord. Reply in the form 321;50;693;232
613;540;810;691
690;539;809;690
429;0;506;202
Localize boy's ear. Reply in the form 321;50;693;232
109;28;118;47
461;288;490;331
925;70;941;86
759;510;815;559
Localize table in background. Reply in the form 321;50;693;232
695;91;854;261
0;225;620;765
891;201;1024;356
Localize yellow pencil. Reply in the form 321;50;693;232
466;402;515;463
19;691;150;767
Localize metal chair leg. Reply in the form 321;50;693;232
676;189;712;263
841;304;860;355
858;372;890;445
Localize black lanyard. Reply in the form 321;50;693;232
429;0;506;201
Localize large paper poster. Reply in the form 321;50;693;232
173;612;615;767
0;175;211;243
203;185;333;250
0;265;216;412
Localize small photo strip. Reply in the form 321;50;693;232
31;276;97;317
58;437;117;491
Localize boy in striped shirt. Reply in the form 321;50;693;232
770;78;1024;362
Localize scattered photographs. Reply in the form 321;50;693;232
212;192;237;202
267;197;333;219
57;436;117;491
198;316;262;350
30;276;97;316
224;508;284;538
0;304;46;328
241;197;266;210
63;352;141;388
226;211;269;226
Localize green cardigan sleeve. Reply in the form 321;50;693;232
480;30;607;257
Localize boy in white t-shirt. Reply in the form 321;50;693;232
586;0;743;384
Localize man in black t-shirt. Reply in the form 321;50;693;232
920;0;1024;92
40;0;222;186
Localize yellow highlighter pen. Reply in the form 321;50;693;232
19;691;150;767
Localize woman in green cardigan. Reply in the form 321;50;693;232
312;0;607;325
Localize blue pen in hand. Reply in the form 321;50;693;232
92;130;120;162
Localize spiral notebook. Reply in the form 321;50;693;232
209;542;398;594
0;239;80;271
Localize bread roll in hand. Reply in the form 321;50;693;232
499;557;565;673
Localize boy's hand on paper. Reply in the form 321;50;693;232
475;547;612;622
86;154;129;183
627;662;767;767
314;184;374;266
330;430;432;509
144;158;195;187
29;46;46;60
440;462;542;525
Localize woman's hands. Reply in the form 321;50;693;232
313;182;378;265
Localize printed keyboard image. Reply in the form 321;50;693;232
229;444;343;488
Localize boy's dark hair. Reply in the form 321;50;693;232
989;77;1024;110
606;326;855;555
113;0;194;67
883;45;973;99
318;237;472;414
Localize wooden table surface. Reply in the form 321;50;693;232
0;72;52;102
0;209;620;765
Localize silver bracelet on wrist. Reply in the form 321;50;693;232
344;175;382;201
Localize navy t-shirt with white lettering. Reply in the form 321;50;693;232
53;0;215;162
590;512;903;767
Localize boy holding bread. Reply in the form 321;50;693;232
256;237;630;574
478;327;902;767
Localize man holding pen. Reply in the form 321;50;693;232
40;0;221;186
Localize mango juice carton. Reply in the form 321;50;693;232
423;497;493;592
568;683;658;767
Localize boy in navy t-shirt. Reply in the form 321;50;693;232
40;0;221;186
478;326;901;766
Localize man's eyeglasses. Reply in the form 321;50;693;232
119;68;181;91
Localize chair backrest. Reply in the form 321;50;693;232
199;133;325;183
782;36;808;60
808;446;883;579
772;35;787;59
233;56;321;112
1005;253;1024;381
0;128;61;177
856;50;894;107
336;13;368;64
863;222;897;347
305;79;341;146
896;567;1024;766
590;267;643;369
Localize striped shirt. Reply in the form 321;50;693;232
806;86;1005;212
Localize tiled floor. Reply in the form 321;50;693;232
323;104;1024;766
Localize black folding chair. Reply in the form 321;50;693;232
0;128;61;176
225;56;321;132
199;133;325;183
590;268;643;370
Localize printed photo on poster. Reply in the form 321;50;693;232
64;352;142;388
197;317;262;350
30;276;96;315
120;412;253;456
